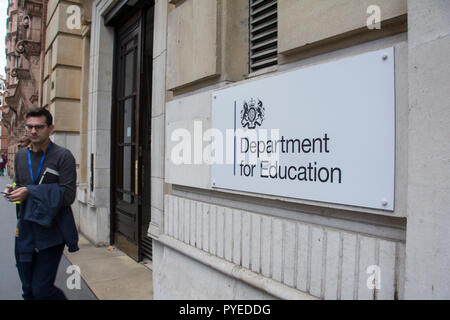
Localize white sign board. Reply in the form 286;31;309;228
211;47;395;211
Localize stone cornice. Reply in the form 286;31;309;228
16;40;41;56
11;68;31;80
24;1;43;17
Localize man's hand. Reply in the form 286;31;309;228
7;187;28;202
3;184;13;199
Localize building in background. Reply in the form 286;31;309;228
3;0;45;176
2;0;91;186
0;75;8;157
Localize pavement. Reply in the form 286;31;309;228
64;234;154;300
0;175;153;300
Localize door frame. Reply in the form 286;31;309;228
108;0;154;262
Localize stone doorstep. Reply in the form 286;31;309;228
64;234;154;300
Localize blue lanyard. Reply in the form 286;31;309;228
27;142;53;185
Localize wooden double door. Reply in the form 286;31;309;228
109;2;154;262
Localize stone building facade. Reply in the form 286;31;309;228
0;75;8;156
3;0;46;175
3;0;450;300
156;0;408;300
83;0;450;300
2;0;90;180
40;0;92;230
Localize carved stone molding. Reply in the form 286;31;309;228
11;68;31;80
22;15;31;29
15;40;25;54
24;1;42;17
16;12;28;40
1;118;11;130
16;40;41;56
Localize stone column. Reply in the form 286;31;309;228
148;0;170;239
405;0;450;299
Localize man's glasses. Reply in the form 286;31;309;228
24;124;47;131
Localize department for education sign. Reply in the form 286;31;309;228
211;47;395;211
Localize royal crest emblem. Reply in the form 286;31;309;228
240;98;265;129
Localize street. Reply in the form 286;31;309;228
0;175;97;300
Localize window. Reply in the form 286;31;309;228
249;0;278;73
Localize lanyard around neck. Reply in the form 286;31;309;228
27;142;53;185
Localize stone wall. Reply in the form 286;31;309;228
404;0;450;299
150;0;409;300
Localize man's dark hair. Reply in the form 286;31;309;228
25;108;53;126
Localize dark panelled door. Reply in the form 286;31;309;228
109;1;154;262
113;15;142;261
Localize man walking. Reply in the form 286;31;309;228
3;108;79;300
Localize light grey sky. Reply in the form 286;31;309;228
0;0;8;79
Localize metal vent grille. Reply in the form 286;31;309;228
141;235;153;261
249;0;278;72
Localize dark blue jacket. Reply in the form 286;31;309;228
16;184;79;262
